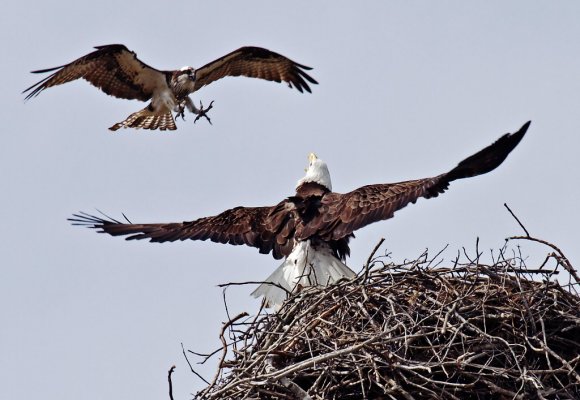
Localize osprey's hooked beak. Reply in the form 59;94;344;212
185;68;195;82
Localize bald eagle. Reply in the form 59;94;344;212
70;121;530;307
23;45;317;131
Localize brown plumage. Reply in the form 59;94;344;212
70;121;530;262
24;44;318;131
193;46;316;93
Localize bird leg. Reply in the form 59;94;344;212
194;100;214;125
175;101;187;120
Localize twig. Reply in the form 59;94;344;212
193;238;580;399
181;343;210;385
201;312;249;396
504;203;530;237
168;365;175;400
508;235;579;284
279;377;312;400
217;280;291;295
363;238;385;281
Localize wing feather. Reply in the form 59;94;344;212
306;179;435;240
69;202;300;260
193;46;318;93
301;121;530;241
24;44;169;101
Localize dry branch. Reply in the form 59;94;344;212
191;239;580;399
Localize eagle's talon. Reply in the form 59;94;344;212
194;100;214;125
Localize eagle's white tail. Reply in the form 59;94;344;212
109;106;177;131
251;241;356;309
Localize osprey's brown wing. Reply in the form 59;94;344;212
193;46;318;93
69;202;299;260
23;44;169;101
301;121;531;241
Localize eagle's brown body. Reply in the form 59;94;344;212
71;121;530;306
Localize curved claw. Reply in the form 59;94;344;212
194;100;214;125
175;102;186;121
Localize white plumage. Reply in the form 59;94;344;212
253;154;355;308
251;240;356;309
70;122;530;310
296;152;333;191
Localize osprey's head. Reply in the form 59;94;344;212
178;66;196;82
172;67;196;95
296;153;332;191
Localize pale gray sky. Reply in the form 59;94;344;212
2;2;579;400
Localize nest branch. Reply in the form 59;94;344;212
188;237;579;399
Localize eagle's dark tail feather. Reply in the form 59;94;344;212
427;121;530;197
109;106;177;131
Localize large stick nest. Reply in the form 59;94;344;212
193;236;580;399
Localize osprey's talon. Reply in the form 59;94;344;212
24;45;317;131
194;100;214;125
176;106;186;121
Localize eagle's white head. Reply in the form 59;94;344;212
296;153;332;191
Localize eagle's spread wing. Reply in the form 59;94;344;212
23;44;169;102
69;202;299;260
302;121;531;241
193;47;318;93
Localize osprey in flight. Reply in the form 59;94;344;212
23;44;317;131
70;121;530;308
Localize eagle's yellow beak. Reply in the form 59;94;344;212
305;152;318;171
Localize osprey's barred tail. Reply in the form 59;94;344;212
109;106;177;131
